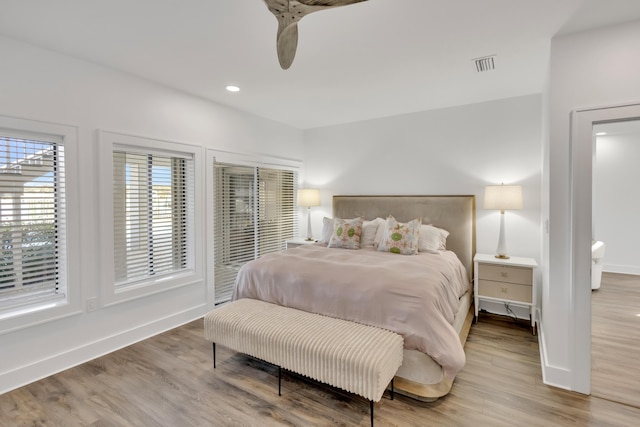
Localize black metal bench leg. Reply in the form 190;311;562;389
370;400;374;427
278;366;282;396
391;378;394;400
213;343;216;369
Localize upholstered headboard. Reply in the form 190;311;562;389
333;195;476;279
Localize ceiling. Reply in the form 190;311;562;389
1;0;640;130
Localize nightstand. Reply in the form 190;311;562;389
474;253;538;334
286;238;317;249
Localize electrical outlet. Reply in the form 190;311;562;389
87;297;98;312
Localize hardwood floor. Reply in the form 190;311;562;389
591;272;640;408
2;314;640;427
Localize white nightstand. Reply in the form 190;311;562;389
474;253;538;334
286;238;317;249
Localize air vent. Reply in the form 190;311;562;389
474;55;496;72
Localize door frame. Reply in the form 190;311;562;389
570;102;640;393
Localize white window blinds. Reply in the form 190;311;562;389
256;167;296;255
113;150;194;287
213;162;295;304
0;135;65;309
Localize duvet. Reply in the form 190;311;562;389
232;244;470;379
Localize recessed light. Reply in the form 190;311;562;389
595;132;607;136
225;85;240;92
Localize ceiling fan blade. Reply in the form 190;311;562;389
263;0;369;69
276;19;298;70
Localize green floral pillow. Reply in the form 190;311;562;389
377;216;422;255
328;217;364;249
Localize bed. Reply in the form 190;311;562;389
232;195;476;401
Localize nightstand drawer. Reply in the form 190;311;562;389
478;264;532;286
478;279;532;303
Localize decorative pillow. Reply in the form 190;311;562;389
377;216;421;255
328;217;364;249
361;217;384;247
418;224;450;253
320;217;335;244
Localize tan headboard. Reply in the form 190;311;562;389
333;195;476;279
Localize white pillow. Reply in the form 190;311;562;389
418;224;449;253
320;217;334;244
374;218;387;246
361;218;384;247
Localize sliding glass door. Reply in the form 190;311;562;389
213;161;296;303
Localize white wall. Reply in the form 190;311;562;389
0;35;303;393
546;19;640;391
302;94;543;271
594;131;640;275
0;31;550;394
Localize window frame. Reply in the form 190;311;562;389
0;115;80;334
99;131;203;307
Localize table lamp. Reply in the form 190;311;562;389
297;189;321;241
484;184;522;259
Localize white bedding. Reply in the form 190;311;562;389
232;244;470;379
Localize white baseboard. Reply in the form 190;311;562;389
0;305;208;395
537;311;572;391
603;264;640;276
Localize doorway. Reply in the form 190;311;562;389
570;103;640;397
590;121;640;407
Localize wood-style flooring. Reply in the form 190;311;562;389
591;272;640;408
2;312;640;426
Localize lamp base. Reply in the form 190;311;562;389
305;206;314;241
494;211;510;260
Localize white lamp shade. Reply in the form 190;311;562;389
297;188;321;207
484;185;523;211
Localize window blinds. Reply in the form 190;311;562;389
0;136;65;308
213;164;255;303
213;162;295;304
113;151;193;287
256;167;295;256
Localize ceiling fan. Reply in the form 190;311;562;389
263;0;369;69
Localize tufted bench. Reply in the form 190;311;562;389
204;298;404;426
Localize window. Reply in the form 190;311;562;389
0;132;66;311
113;151;192;287
100;131;200;305
213;161;296;303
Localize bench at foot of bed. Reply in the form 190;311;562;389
203;298;404;427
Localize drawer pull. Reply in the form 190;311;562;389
501;272;508;278
501;287;509;294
